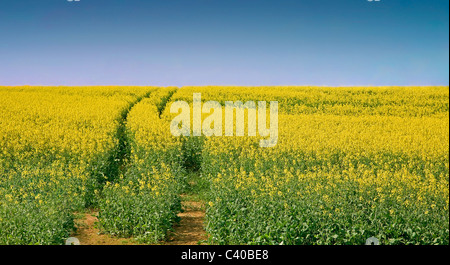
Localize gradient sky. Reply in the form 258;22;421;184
0;0;448;86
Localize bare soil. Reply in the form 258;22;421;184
72;209;139;245
165;200;207;245
72;200;207;245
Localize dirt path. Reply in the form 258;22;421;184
165;198;207;245
72;199;207;245
72;209;138;245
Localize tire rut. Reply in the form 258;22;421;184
72;89;154;245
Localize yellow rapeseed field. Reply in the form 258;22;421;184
0;86;448;245
0;86;155;244
170;86;449;244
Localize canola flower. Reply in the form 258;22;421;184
171;86;449;245
1;85;448;245
97;87;186;243
0;86;155;244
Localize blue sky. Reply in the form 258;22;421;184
0;0;448;86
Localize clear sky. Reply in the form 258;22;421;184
0;0;448;86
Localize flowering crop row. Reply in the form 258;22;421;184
0;86;155;244
171;86;449;245
97;87;186;243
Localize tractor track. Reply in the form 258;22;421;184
72;87;208;245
